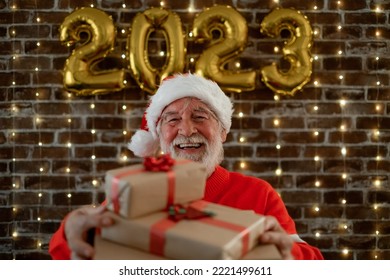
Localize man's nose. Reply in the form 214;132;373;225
178;119;197;136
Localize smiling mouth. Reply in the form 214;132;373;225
176;143;203;149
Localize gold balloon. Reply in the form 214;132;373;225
192;5;256;92
128;7;186;94
60;7;126;96
260;8;313;96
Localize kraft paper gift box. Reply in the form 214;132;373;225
101;200;266;260
94;235;282;260
104;157;207;219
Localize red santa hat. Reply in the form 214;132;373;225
128;73;234;157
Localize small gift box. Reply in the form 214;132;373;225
101;200;266;260
104;155;207;219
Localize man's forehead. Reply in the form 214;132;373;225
162;97;212;114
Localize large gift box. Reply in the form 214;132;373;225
94;235;282;260
104;156;207;219
101;200;266;260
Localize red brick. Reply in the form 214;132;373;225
345;12;386;24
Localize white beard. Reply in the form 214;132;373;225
160;133;224;177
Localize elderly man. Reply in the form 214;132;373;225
49;73;323;260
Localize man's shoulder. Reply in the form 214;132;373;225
222;167;273;188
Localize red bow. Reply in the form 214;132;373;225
144;154;175;172
168;204;215;222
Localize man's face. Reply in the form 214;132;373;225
158;97;227;176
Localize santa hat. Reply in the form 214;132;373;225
128;73;234;157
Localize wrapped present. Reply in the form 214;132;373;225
94;235;282;260
101;200;266;260
104;155;207;219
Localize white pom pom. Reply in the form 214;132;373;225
128;130;159;157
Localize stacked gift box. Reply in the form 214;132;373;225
95;155;280;260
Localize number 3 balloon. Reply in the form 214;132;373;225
260;8;313;96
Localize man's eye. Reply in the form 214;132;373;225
194;115;207;120
167;118;179;123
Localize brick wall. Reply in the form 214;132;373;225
1;0;389;260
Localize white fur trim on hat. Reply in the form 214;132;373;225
128;73;234;157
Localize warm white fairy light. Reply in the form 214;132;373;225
121;29;126;34
341;199;347;204
122;130;127;135
375;30;380;37
313;105;318;111
239;137;245;143
343;224;348;230
188;31;193;37
275;168;282;176
235;62;241;68
121;53;126;59
160;1;165;7
376;155;381;161
67;193;72;198
36;42;40;47
338;25;342;30
273;119;280;126
314;155;320;161
339;75;344;80
315;232;321;238
338;50;342;55
274;46;279;53
274;95;279;101
36;91;39;97
190;57;195;63
91;129;96;134
314;55;319;60
122;155;128;161
374;179;381;187
90;4;94;8
66;167;70;173
188;5;195;13
122;105;127;110
314;80;319;86
340;124;346;131
315;180;321;187
314;206;320;212
39;167;44;172
38;193;42;197
342;248;349;255
313;6;317;10
342;173;347;179
159;51;165;56
276;144;281;150
313;28;319;36
67;142;72;148
67;118;71;123
341;147;347;156
240;162;246;169
238;112;244;118
12;231;18;238
314;131;319;136
122;4;126;8
90;103;95;109
92;179;98;186
37;217;41;221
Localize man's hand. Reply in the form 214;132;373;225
64;205;114;260
258;216;294;260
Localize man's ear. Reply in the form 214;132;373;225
221;129;227;143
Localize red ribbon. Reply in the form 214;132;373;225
143;154;175;172
149;200;250;258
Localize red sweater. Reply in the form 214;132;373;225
49;166;323;260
